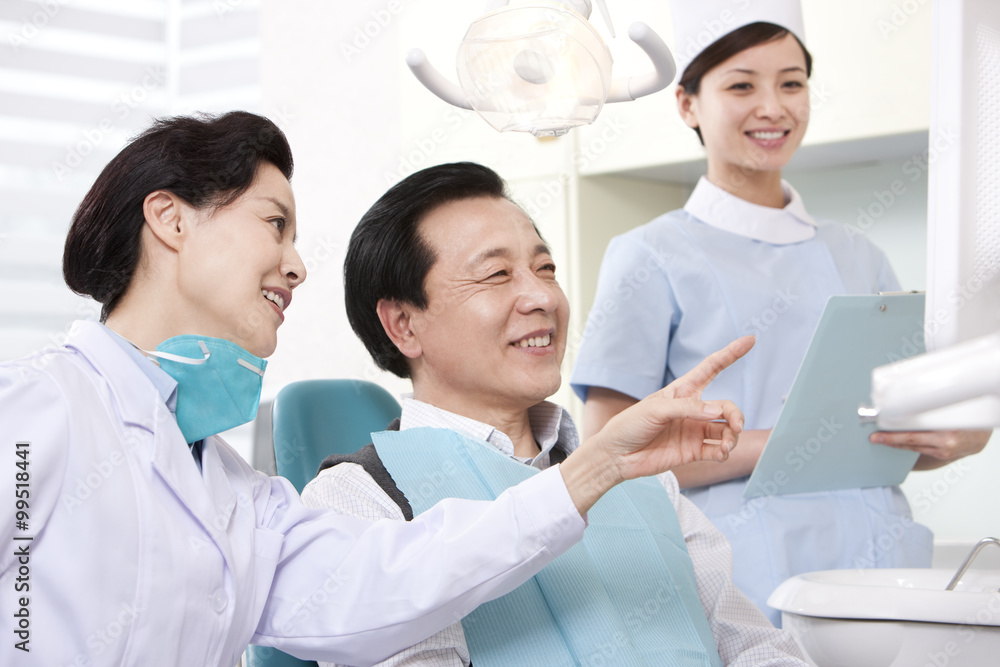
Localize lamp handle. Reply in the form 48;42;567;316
606;22;676;103
406;0;514;111
405;49;474;111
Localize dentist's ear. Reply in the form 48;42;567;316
143;190;192;252
377;299;422;360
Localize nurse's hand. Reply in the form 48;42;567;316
870;429;992;470
560;336;753;514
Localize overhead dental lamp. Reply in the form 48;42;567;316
406;0;676;137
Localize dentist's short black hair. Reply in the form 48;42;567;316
344;162;511;379
63;111;293;321
678;22;813;145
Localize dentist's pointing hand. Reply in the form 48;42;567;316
560;336;755;514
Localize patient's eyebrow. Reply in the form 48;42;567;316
465;247;510;270
464;243;552;270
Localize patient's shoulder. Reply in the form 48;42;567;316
306;443;413;520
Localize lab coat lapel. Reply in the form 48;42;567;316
65;320;171;433
199;437;238;541
66;321;237;567
148;426;237;569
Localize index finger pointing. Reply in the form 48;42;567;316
669;336;755;395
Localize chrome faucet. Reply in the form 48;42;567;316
946;537;1000;591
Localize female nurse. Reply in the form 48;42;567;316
0;111;748;665
570;1;990;626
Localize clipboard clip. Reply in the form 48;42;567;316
857;404;880;424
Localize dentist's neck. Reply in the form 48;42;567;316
104;292;172;352
103;266;188;353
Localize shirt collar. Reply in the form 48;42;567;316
102;324;178;413
684;176;817;244
399;398;580;470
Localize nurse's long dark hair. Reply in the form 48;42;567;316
63;111;293;321
679;22;813;144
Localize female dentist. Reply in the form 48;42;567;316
570;1;990;626
1;111;749;666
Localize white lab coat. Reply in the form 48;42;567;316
0;321;584;666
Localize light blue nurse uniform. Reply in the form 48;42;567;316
570;177;933;626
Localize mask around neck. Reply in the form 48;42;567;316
143;335;267;444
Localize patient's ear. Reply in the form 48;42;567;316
377;299;422;360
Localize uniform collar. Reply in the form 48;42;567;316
102;324;178;413
684;176;817;244
399;398;579;469
64;320;175;433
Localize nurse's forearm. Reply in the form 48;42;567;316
672;429;769;488
581;387;638;440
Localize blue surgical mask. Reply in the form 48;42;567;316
143;336;267;444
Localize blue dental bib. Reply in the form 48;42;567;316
373;427;722;667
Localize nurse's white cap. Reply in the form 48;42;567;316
670;0;805;80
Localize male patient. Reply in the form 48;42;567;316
302;162;807;666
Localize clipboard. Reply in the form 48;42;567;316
743;293;925;499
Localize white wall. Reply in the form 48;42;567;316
790;159;928;291
257;0;409;399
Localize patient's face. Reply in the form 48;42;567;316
408;196;569;415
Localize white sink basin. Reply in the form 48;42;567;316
768;568;1000;667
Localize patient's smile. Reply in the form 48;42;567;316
513;334;551;348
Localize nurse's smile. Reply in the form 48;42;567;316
746;127;791;151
